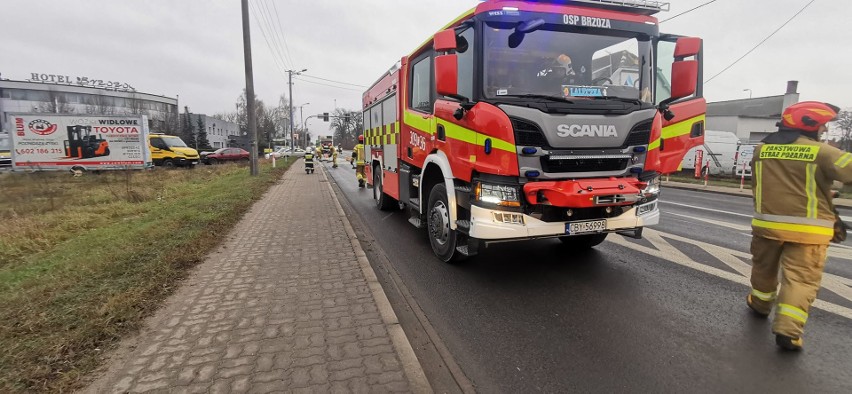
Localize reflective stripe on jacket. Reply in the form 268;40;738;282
354;144;365;165
752;136;852;244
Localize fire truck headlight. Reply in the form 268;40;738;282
641;175;661;198
476;182;521;207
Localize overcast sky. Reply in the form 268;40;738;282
2;0;850;136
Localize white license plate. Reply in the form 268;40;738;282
566;220;607;235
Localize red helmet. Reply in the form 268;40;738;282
781;101;839;132
358;135;364;142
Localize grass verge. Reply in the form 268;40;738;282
0;159;293;392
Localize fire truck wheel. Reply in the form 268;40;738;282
374;165;397;211
558;233;608;249
427;183;462;263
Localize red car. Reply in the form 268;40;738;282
203;148;250;164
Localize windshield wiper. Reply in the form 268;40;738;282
498;94;575;104
585;96;643;105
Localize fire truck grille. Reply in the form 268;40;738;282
541;155;630;173
623;120;652;147
511;118;548;147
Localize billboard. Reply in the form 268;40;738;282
9;114;151;171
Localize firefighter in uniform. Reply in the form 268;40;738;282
331;146;338;168
352;135;366;187
747;101;849;351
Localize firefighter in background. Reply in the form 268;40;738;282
747;101;849;351
331;145;338;168
315;145;322;161
352;135;366;187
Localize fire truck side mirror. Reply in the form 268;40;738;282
435;54;458;98
434;29;457;52
669;37;701;100
670;61;697;100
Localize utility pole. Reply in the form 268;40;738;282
241;0;259;176
287;68;307;151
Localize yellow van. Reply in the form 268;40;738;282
148;133;200;167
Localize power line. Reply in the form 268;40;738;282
259;0;293;69
294;77;363;92
269;0;296;69
247;0;289;79
300;74;367;88
705;0;815;84
660;0;719;23
251;0;291;71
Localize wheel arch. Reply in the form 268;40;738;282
419;150;458;230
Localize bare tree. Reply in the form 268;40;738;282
32;89;74;114
127;94;145;115
330;109;362;149
84;93;113;115
835;110;852;152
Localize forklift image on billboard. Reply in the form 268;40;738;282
64;125;110;159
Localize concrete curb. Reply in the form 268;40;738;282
662;180;852;208
319;164;433;394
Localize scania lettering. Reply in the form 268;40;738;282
557;124;618;138
363;0;705;262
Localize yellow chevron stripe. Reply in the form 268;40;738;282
662;114;705;140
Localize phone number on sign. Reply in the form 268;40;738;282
16;148;64;155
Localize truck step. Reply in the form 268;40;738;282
617;227;643;239
456;220;470;228
455;185;472;193
409;198;420;210
455;239;480;257
408;217;425;229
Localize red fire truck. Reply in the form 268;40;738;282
363;0;705;262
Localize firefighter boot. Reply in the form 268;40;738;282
775;334;804;351
746;294;771;318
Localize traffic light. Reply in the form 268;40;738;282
322;112;329;122
343;114;350;123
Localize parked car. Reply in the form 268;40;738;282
268;147;305;158
203;148;250;164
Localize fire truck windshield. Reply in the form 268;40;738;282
483;22;652;104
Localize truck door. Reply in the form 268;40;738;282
656;34;706;174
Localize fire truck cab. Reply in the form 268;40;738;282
363;0;705;262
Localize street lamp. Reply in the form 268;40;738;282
298;103;310;140
743;88;753;99
287;68;307;150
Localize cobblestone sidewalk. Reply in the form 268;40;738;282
85;161;429;393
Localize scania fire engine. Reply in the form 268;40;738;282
363;0;705;262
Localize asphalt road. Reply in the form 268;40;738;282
322;159;852;393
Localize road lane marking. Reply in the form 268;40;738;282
662;212;852;261
660;200;752;218
666;212;751;231
608;229;852;320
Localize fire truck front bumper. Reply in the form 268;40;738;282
467;200;659;241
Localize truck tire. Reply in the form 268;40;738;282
374;164;397;211
427;183;463;263
162;159;175;167
558;233;608;249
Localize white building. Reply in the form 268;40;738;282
179;113;239;149
706;81;800;143
0;77;178;133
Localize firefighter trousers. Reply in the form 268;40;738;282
355;164;365;181
749;236;827;338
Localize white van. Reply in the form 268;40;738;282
733;143;757;178
681;130;741;176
